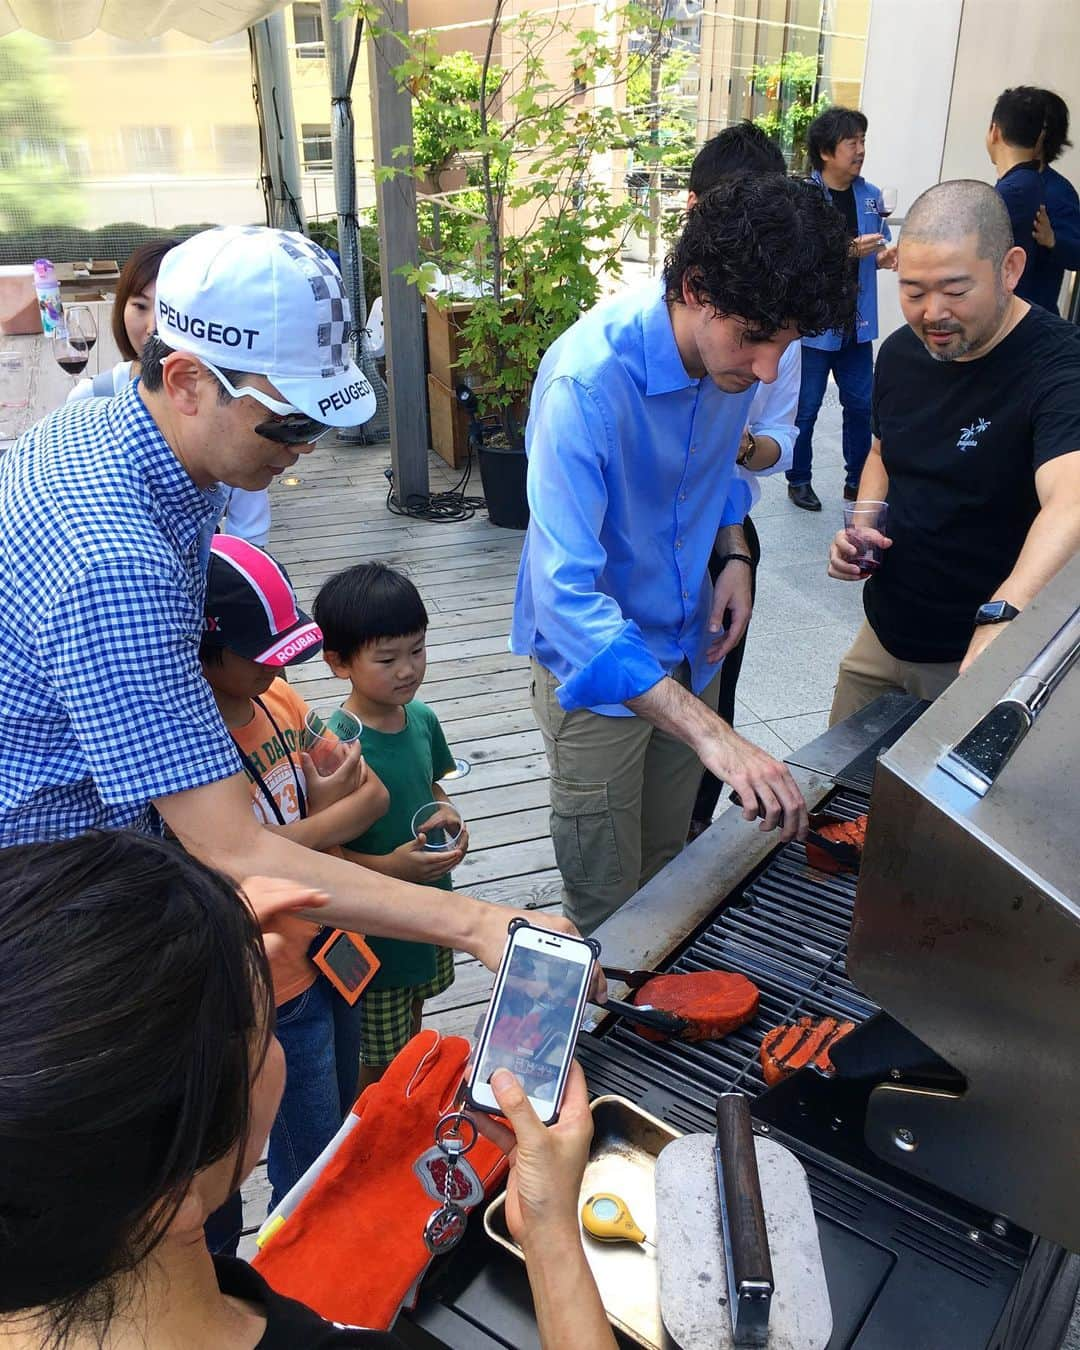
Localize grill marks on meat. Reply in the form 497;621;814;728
630;970;760;1043
805;813;868;875
759;1015;855;1086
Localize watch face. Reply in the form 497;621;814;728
977;601;1016;624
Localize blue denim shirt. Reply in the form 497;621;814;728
510;283;754;717
803;171;891;351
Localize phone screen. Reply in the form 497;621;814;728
474;941;590;1111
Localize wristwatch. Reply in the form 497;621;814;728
736;429;756;467
974;600;1020;626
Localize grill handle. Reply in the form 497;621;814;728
939;604;1080;796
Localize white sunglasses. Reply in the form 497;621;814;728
200;359;334;445
201;359;299;416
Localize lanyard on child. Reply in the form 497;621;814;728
233;695;307;825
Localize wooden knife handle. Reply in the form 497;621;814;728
716;1093;774;1292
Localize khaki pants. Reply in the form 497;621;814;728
830;620;960;726
531;659;722;936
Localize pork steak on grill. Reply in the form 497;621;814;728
630;970;760;1042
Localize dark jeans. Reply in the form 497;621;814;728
692;515;761;826
269;976;363;1210
205;976;364;1251
787;338;873;490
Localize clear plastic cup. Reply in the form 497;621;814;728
843;500;889;578
303;707;362;776
410;800;464;852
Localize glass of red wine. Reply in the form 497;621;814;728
877;186;898;220
843;500;889;577
52;330;90;386
65;305;98;354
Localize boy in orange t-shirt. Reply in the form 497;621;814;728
201;536;389;1209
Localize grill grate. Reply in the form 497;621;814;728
590;786;876;1104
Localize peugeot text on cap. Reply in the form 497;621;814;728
204;536;323;667
155;225;376;427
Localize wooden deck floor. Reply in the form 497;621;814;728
276;436;554;1040
241;434;546;1243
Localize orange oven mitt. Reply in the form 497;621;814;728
253;1029;507;1329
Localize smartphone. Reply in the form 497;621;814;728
466;921;597;1125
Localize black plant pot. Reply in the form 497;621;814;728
478;442;530;530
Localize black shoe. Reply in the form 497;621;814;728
788;483;822;511
843;484;858;501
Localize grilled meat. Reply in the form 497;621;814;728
806;813;868;875
759;1015;855;1086
630;970;759;1043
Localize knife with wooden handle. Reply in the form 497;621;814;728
716;1093;774;1346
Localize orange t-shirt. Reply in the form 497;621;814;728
232;679;321;1006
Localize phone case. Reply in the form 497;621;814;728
464;920;599;1124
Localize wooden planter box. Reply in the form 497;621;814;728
424;294;479;389
427;372;472;469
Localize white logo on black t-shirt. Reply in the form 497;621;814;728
957;417;990;451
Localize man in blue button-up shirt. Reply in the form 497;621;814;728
511;175;856;933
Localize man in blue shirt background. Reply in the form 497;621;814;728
988;87;1052;309
511;175;855;934
788;107;897;512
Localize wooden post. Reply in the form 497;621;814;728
367;0;429;504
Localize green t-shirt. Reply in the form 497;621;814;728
345;699;455;989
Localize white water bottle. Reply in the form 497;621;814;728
33;259;65;336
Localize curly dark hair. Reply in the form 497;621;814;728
663;174;857;339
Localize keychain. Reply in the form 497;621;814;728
421;1111;478;1255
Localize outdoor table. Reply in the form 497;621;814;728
1;298;121;445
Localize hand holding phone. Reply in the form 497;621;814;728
470;1061;594;1244
466;921;597;1125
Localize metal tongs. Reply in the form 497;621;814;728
592;964;689;1039
728;791;861;870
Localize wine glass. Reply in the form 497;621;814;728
877;186;898;219
65;305;97;354
0;351;29;448
52;326;90;388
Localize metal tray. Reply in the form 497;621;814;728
484;1094;681;1348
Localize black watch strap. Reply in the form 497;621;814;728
716;552;754;569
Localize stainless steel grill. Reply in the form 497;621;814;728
582;787;875;1117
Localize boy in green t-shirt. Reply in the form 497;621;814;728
313;563;467;1088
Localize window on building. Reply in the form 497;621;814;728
123;126;177;173
301;123;333;169
293;3;325;58
215;124;259;172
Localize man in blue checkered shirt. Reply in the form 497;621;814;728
0;226;575;975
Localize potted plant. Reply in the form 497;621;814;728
352;0;662;525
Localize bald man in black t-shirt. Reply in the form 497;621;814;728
827;179;1080;724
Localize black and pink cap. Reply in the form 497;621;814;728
204;536;323;667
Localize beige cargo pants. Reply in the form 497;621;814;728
531;659;722;936
830;620;961;726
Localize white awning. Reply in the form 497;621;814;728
0;1;290;43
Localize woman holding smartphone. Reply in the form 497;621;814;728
0;832;616;1350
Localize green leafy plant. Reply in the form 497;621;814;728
749;51;828;174
350;0;664;444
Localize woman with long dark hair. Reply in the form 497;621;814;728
0;834;615;1349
